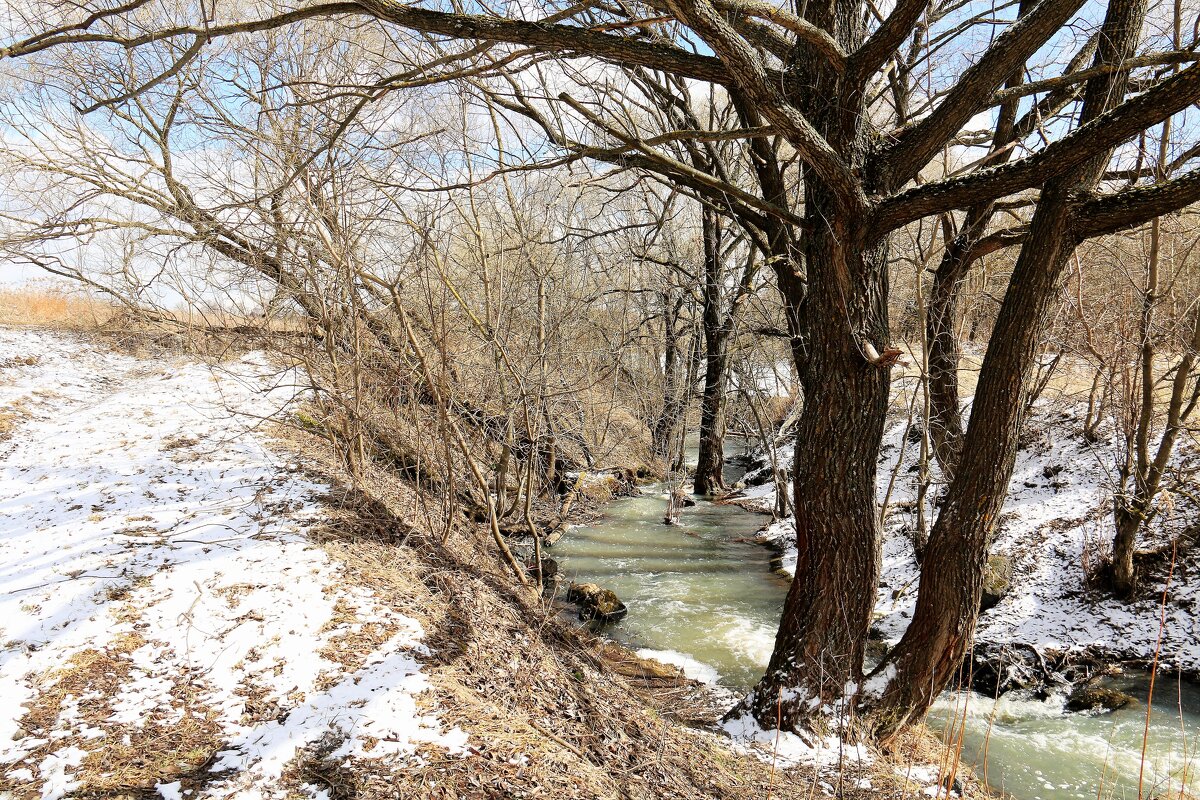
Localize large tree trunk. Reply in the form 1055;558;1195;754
694;209;729;495
652;292;687;465
926;220;980;482
744;197;891;728
1111;504;1142;598
734;0;892;729
924;0;1034;482
693;345;729;494
870;0;1147;735
871;193;1077;733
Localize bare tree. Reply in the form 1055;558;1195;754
1104;194;1200;597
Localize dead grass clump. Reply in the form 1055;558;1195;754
84;702;225;796
160;433;200;451
15;635;145;734
1083;525;1115;590
232;675;286;727
886;724;988;797
0;401;30;443
104;574;153;603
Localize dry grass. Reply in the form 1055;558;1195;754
0;399;31;443
0;287;118;329
0;286;314;374
0;631;226;800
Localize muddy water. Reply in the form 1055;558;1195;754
555;486;787;686
930;676;1200;800
552;485;1200;800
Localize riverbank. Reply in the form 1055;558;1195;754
733;400;1200;686
0;326;992;799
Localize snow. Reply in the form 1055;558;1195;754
859;664;896;701
0;328;467;798
759;518;798;575
739;395;1200;675
36;745;85;800
720;712;873;768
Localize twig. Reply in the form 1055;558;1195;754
1138;539;1177;800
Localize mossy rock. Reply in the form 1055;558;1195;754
1066;684;1136;713
981;554;1013;612
294;410;324;433
567;582;628;624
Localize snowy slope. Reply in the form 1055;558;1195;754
741;401;1200;676
0;329;466;799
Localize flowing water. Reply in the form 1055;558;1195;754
552;482;1200;800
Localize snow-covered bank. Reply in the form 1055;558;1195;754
0;329;466;799
737;402;1200;677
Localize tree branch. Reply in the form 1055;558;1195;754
1076;168;1200;239
870;60;1200;236
849;0;929;85
354;0;741;86
708;0;847;65
662;0;862;209
993;49;1200;103
877;0;1088;188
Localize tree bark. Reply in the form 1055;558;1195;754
742;111;891;720
925;225;974;482
730;0;896;728
745;227;890;727
694;208;730;495
652;291;687;465
1111;504;1142;597
693;346;729;493
872;192;1079;734
925;0;1035;481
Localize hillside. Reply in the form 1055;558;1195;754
740;390;1200;683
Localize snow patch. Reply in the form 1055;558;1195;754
0;328;466;798
720;712;873;769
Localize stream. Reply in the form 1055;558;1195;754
552;472;1200;800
